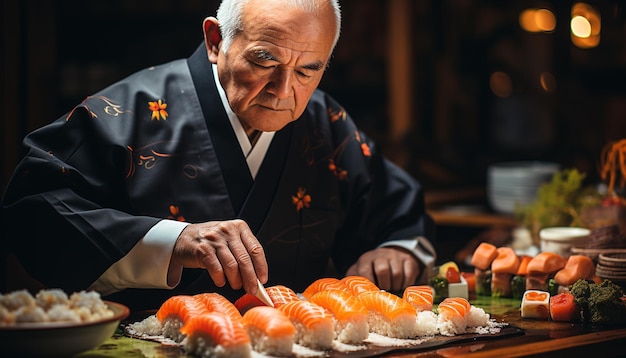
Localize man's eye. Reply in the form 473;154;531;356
296;71;312;78
252;62;273;69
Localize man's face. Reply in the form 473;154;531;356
213;0;336;133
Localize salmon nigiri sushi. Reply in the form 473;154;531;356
341;275;380;296
308;289;369;344
234;285;301;315
301;277;348;300
241;306;295;356
181;311;252;358
402;285;434;312
357;290;418;338
194;292;242;321
436;297;471;336
266;285;301;307
155;295;211;342
278;300;335;349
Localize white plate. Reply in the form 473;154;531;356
0;300;129;357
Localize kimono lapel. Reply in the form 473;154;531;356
239;123;293;233
187;45;253;214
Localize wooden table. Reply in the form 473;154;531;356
76;296;626;358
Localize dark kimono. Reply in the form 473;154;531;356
1;45;434;310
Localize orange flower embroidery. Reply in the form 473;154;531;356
292;187;311;212
361;143;371;157
328;107;346;123
149;99;168;120
167;205;185;222
328;159;348;180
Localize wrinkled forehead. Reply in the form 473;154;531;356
239;0;337;56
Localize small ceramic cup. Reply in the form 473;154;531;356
539;227;591;258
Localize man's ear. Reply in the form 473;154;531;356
203;17;222;63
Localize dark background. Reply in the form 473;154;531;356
2;0;626;272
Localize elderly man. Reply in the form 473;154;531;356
1;0;435;310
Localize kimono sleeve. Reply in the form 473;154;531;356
1;104;159;293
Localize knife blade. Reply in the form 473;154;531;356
255;279;274;307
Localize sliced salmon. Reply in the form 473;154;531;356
180;311;250;348
241;306;295;338
308;289;369;344
402;285;434;311
554;255;596;286
470;242;499;270
156;295;211;323
341;275;380;295
527;252;567;274
277;300;334;349
194;292;242;321
301;277;348;300
357;290;416;321
265;285;301;307
437;297;471;319
491;247;520;274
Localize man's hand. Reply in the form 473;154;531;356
346;247;421;292
170;219;268;295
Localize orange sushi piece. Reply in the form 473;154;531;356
234;285;301;315
402;285;434;312
278;300;334;349
156;295;211;322
437;297;471;319
194;292;242;321
308;289;369;344
241;306;295;356
340;275;380;296
265;285;301;307
301;277;348;300
156;295;212;342
181;311;251;358
436;297;473;336
357;290;418;338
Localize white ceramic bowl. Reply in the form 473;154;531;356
0;301;129;357
540;227;591;257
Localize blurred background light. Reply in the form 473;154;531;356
571;2;601;48
519;8;556;33
490;71;513;98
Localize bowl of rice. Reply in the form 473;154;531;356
0;289;129;357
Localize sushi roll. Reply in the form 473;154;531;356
308;289;369;344
521;290;550;320
490;247;520;298
526;252;567;292
301;277;348;300
402;285;434;312
357;290;418;339
156;295;211;342
181;311;252;358
436;297;471;336
340;275;380;296
241;306;295;356
277;299;335;349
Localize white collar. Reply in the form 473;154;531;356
212;64;275;178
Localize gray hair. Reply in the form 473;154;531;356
216;0;341;54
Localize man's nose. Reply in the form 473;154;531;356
267;68;293;99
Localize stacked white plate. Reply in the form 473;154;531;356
487;161;559;214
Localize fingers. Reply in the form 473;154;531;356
348;248;420;292
176;220;267;295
